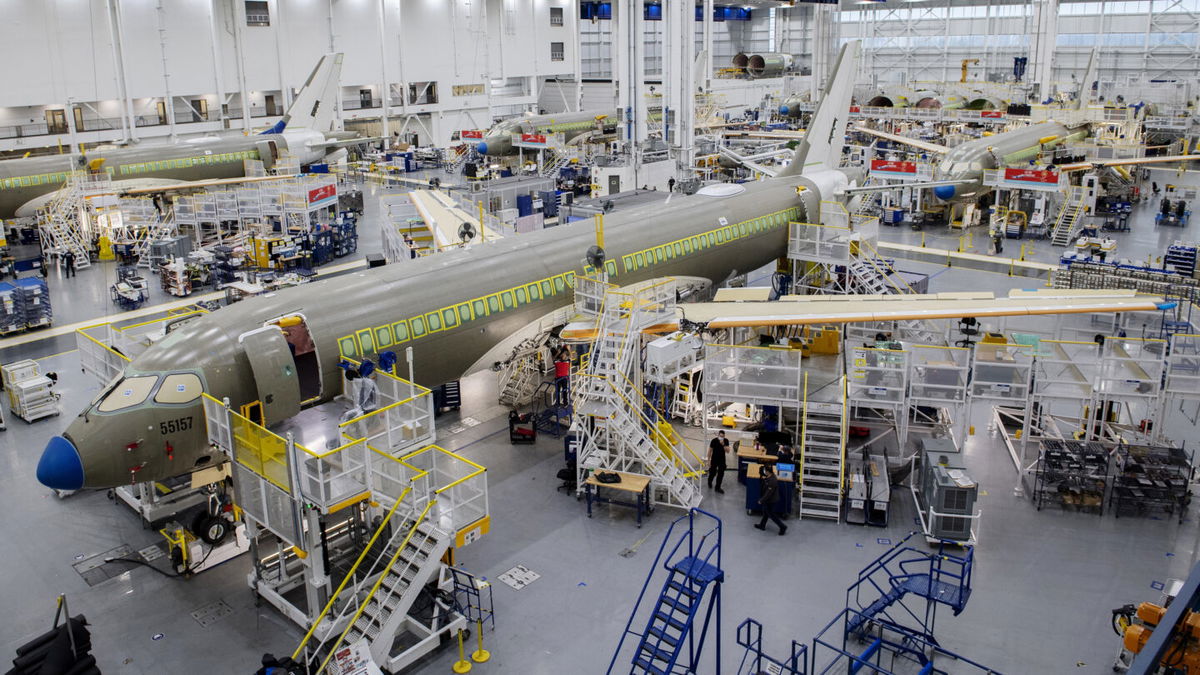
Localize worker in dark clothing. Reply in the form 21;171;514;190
1176;200;1187;218
754;463;787;535
1161;197;1172;215
707;430;729;493
668;177;676;193
62;249;75;277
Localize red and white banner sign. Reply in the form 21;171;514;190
1003;168;1059;184
870;159;918;175
520;133;548;146
460;129;484;139
849;106;861;113
308;183;337;205
981;110;1005;119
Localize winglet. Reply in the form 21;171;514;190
777;40;860;178
1076;48;1099;111
263;53;343;135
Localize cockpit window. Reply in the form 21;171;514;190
97;376;159;412
154;373;203;404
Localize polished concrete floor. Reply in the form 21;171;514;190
0;176;1198;673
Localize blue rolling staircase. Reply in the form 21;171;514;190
531;381;571;437
609;509;724;675
736;618;807;675
844;533;974;644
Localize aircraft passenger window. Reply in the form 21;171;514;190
488;295;500;313
427;312;443;332
554;277;565;293
673;243;682;257
566;272;575;287
98;376;159;412
541;280;552;296
635;253;645;267
339;336;359;358
357;329;375;354
683;240;692;254
716;230;725;244
740;223;748;236
442;308;458;329
375;326;393;348
472;299;487;317
527;284;540;301
411;317;427;337
515;288;526;305
606;261;617;276
154;373;203;404
655;248;664;263
458;304;471;322
501;292;514;309
392;321;409;342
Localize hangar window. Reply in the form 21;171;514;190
154;373;203;404
98;376;159;412
245;1;270;26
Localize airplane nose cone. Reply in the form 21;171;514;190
933;184;957;201
476;142;488;155
37;436;84;490
779;105;789;116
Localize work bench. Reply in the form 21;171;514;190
584;471;652;527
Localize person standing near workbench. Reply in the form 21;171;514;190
754;463;787;535
707;430;729;493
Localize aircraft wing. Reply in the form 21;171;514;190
841;180;975;195
1056;154;1200;172
717;147;783;178
310;136;386;150
116;174;295;196
853;125;950;155
676;289;1164;329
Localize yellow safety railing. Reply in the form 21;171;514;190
799;371;809;490
839;376;849;494
291;485;414;660
316;499;438;674
75;328;131;363
617;371;705;475
859;239;921;296
1051;186;1087;238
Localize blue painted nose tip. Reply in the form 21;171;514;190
933;184;957;201
476;142;488;155
37;436;84;490
779;105;790;116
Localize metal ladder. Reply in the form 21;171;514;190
1051;186;1088;246
669;367;703;426
36;174;96;270
541;151;572;177
798;396;847;521
574;282;703;510
133;208;178;268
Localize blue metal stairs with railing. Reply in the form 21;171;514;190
530;381;571;437
609;509;724;675
844;533;974;643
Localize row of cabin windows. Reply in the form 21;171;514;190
119;151;256;175
337;207;799;359
338;273;575;359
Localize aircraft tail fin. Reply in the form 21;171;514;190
263;53;343;135
777;40;860;178
1076;48;1098;112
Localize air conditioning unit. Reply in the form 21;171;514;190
919;437;977;541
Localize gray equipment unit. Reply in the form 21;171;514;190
918;437;977;541
148;235;193;266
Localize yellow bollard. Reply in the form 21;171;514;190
471;620;491;663
968;425;975;436
452;629;472;673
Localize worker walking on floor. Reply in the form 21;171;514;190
62;249;75;278
754;463;787;535
707;430;728;493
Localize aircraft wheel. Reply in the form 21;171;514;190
197;515;230;546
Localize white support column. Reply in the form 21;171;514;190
665;0;694;170
703;0;714;92
376;0;391;142
810;3;835;100
155;0;178;141
271;0;291;110
613;0;627;114
106;0;136;142
231;0;252;130
208;0;228;125
629;0;646;157
573;0;584;111
1030;0;1059;101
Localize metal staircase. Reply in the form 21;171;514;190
669;367;703;426
36;173;99;271
1051;186;1088;246
497;336;550;407
573;276;705;510
310;499;453;672
608;509;724;675
541;150;573;177
848;256;942;345
844;532;974;644
132;207;178;268
798;387;847;521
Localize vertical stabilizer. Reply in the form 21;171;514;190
1076;48;1099;111
265;53;343;134
777;40;860;178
